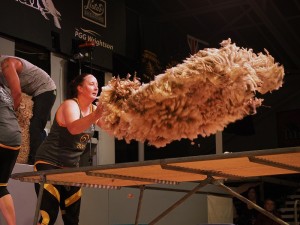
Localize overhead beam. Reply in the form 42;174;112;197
268;0;300;46
213;7;252;37
177;0;207;28
244;9;285;64
247;0;300;66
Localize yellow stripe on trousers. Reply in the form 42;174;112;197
40;210;50;225
65;188;82;207
44;184;60;202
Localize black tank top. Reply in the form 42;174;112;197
35;99;95;167
0;84;21;148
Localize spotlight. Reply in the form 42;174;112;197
73;53;84;60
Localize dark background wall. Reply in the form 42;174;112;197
1;0;300;162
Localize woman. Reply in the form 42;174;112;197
0;54;56;165
0;60;22;225
34;73;103;225
235;187;261;225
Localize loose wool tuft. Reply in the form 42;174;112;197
101;39;285;147
99;39;284;147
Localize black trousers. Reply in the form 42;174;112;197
28;90;56;164
35;163;81;225
0;147;19;197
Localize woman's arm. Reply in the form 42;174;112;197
59;100;103;134
234;182;260;194
1;58;22;109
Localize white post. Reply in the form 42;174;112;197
215;131;223;154
138;142;145;162
0;36;15;55
50;53;68;125
97;72;115;165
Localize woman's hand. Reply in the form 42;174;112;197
94;103;103;119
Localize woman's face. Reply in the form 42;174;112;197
78;74;99;100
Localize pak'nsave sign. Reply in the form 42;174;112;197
0;0;125;69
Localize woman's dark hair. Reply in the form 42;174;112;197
67;73;91;98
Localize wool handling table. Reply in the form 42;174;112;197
11;147;300;225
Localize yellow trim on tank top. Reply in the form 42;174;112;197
34;160;63;169
0;143;20;150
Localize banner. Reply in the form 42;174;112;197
0;0;126;69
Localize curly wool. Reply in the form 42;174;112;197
16;93;33;164
99;39;285;147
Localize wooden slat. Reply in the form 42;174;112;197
169;153;300;178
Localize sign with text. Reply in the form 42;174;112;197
82;0;106;27
0;0;125;69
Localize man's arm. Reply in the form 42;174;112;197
233;182;261;194
1;57;22;109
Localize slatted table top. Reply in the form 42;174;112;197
11;147;300;188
